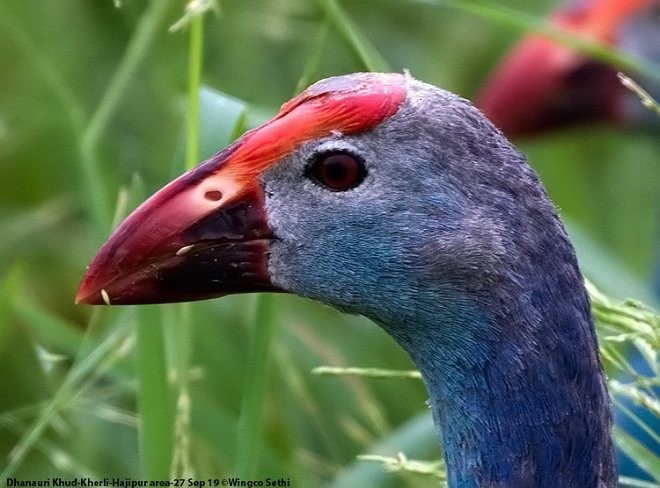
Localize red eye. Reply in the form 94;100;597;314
307;152;367;191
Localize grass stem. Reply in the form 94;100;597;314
167;8;206;478
185;13;204;171
136;306;173;479
235;294;276;478
295;21;329;94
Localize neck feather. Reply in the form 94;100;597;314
383;268;616;487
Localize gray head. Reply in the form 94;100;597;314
263;76;564;334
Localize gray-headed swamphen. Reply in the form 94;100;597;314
77;73;617;487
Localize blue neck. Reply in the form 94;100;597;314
380;284;616;488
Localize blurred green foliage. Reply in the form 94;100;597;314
0;0;657;487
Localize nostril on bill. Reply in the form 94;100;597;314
205;190;223;201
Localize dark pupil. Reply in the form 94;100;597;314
312;153;364;191
323;156;352;183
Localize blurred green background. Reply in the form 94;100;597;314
0;0;657;486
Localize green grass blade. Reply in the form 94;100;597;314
313;366;422;379
618;73;660;116
136;306;173;479
166;6;210;478
80;0;174;236
318;0;391;72
357;454;444;479
613;427;660;481
0;197;75;259
330;412;440;488
12;295;83;356
235;294;276;478
164;305;195;478
185;12;205;171
0;266;23;343
609;381;660;420
619;476;660;488
0;322;132;481
295;21;330;94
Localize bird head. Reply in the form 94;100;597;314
77;72;546;329
75;73;616;487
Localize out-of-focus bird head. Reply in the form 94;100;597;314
475;0;658;137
